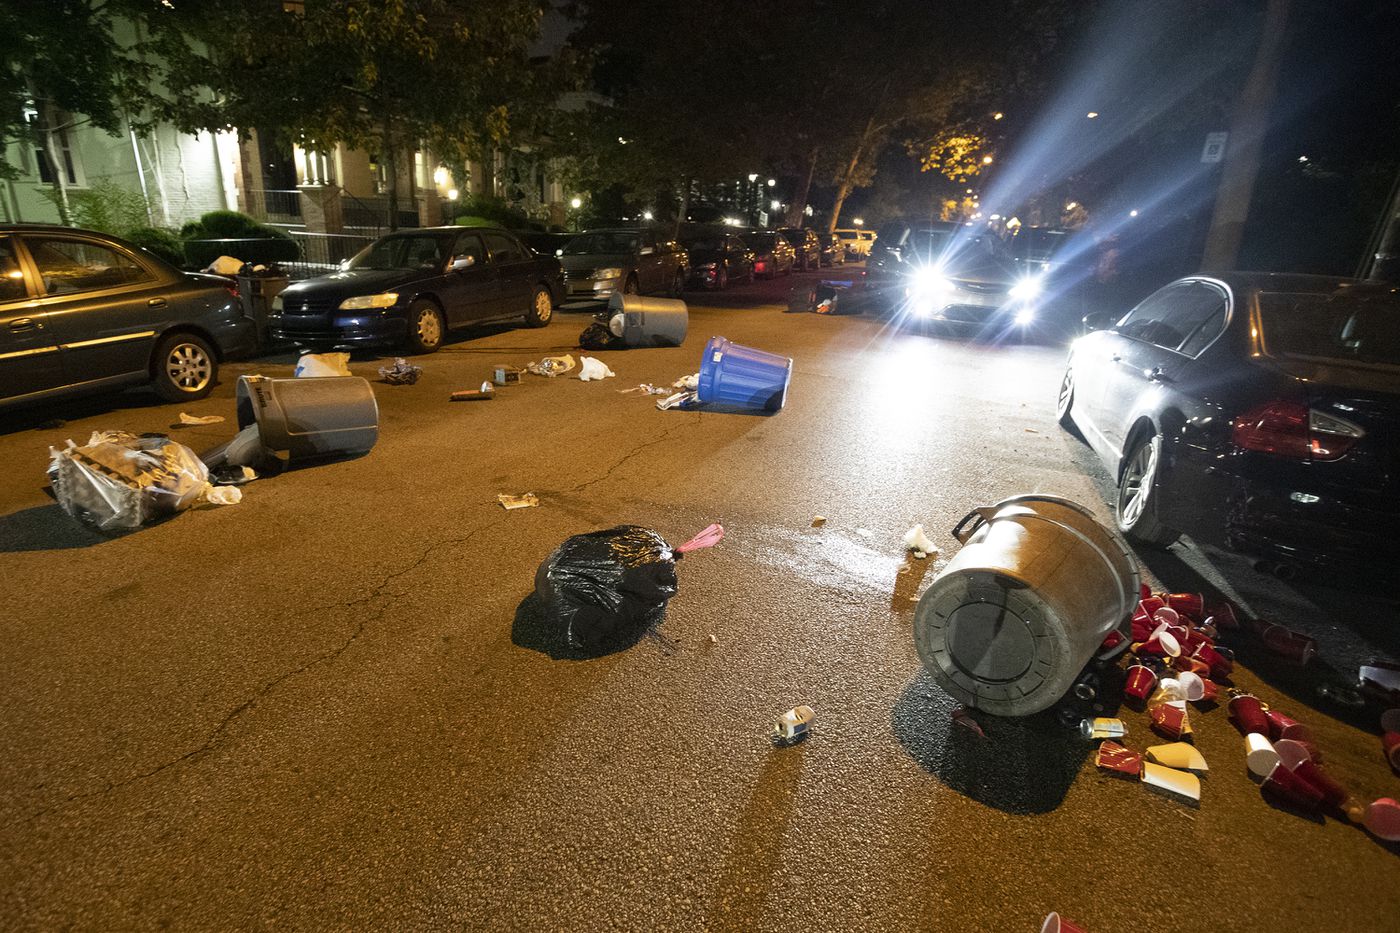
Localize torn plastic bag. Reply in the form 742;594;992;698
533;523;724;649
48;431;233;532
295;352;351;377
579;320;626;351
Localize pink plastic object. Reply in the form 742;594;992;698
675;523;725;554
1364;798;1400;841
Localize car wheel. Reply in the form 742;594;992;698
405;299;445;354
1116;431;1180;547
623;276;640;295
1056;369;1075;427
715;266;729;290
524;286;553;328
152;332;217;402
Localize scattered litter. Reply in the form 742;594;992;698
1080;717;1127;740
204;255;244;275
492;364;522;386
1261;760;1324;810
203;485;243;506
578;356;616;381
49;431;240;532
578;320;625;351
497;493;539;510
673;373;699;390
527;354;576;378
450;382;495;401
295;352;351;377
1363;798;1400;841
1041;911;1089;933
618;384;669;395
1382;730;1400;774
810;515;827;528
1148;699;1191;740
1096;740;1143;777
1141;761;1201;804
377;358;422;385
773;705;815;745
1244;733;1281;777
210;464;258;486
177;412;225;426
951;705;988;739
902;523;938;559
708;633;718;645
656;390;698;411
1024;427;1040;434
854;528;873;539
533;523;720;650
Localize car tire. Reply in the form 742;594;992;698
152;332;217;402
715;266;729;290
405;299;446;354
524;286;553;328
1116;431;1180;548
1056;369;1075;427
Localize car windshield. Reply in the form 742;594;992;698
1259;292;1400;368
746;234;777;250
562;232;639;255
1011;229;1068;261
349;235;448;271
778;230;805;244
684;238;723;251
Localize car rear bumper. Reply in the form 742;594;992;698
212;318;260;359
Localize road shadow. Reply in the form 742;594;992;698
510;592;655;660
705;743;805;931
890;555;934;616
0;386;178;436
891;670;1087;815
0;502;110;552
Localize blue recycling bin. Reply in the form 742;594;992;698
696;336;792;412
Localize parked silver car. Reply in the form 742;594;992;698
558;228;689;301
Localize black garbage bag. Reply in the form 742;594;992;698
533;523;724;649
579;320;626;351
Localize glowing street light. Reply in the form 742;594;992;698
853;218;864;226
432;166;448;186
1129;209;1139;217
1086;111;1099;119
770;199;781;211
1065;201;1078;210
447;188;459;201
747;173;758;182
993;111;1004;120
570;197;582;209
981;155;994;165
766;178;776;187
642;210;654;220
965;188;974;194
1298;155;1309;163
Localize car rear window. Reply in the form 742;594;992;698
1259;292;1400;367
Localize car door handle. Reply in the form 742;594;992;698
1147;367;1172;383
9;317;38;332
148;297;167;309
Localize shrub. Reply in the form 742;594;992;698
125;226;186;267
180;209;292;241
448;195;540;232
40;178;150;236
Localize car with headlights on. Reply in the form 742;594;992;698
558;227;688;302
1057;273;1400;578
269;226;563;354
741;232;796;279
1;224;255;410
863;220;1045;333
682;233;755;290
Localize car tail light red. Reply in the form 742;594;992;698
1231;400;1364;461
224;282;240;300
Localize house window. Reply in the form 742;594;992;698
25;110;80;186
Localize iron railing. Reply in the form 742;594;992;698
244;188;303;222
282;230;377;280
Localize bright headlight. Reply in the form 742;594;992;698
1009;277;1043;300
1014;308;1036;325
910;266;951;296
338;292;398;310
594;267;623;280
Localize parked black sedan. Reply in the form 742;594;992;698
270;226;563;354
742;232;796;279
681;233;755;290
1;224;256;410
778;227;822;272
1058;273;1400;577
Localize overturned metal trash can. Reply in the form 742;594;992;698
607;293;688;348
913;495;1139;716
203;374;379;471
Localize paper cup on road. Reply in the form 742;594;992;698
1363;798;1400;842
1042;911;1089;933
1166;592;1204;620
1265;709;1311;743
1262;761;1325;811
1228;693;1270;736
1260;624;1317;665
1175;671;1207;702
1152;606;1181;627
1206;601;1241;630
1383;732;1400;773
1140;627;1182;659
1290;758;1349;810
1149;700;1191;740
1124;664;1159;702
1146;741;1208;772
1172;655;1212;678
1274;738;1315;770
1245;732;1281;778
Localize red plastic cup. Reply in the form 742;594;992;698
1265;710;1311;743
1042;911;1089;933
1172;655;1212;677
1198;678;1221;703
1192;642;1233;679
1124;664;1158;702
1139;595;1165;616
1260;624;1317;665
1383;732;1400;773
1290;758;1349;809
1364;798;1400;842
1206;601;1240;630
1140;625;1182;659
1166;592;1204;620
1153;607;1181;627
1150;700;1190;740
1274;737;1323;768
1140;583;1153;601
1099;629;1127;653
1228;694;1270;736
1261;761;1325;810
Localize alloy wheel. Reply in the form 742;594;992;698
166;342;212;393
1119;435;1159;528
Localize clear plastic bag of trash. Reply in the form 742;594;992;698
578;356;615;381
295;352;351;377
377;357;422;385
533;523;724;649
527;353;576;377
48;431;239;533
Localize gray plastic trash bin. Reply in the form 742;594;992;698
203;374;379;471
607;293;688;347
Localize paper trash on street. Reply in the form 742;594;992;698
177;412;225;426
497;493;539;510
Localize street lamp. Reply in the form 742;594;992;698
747;173;758;182
1129;209;1139;217
767;178;776;187
447;188;459;201
853;218;864;226
770;199;781;211
570;197;582;209
993;111;1004;120
642;210;654;221
981;155;994;165
1087;111;1099;119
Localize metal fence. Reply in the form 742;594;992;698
245;188;303;222
282;230;377;280
342;192;422;231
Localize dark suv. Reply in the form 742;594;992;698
1;224;256;410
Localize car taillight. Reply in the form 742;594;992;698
1231;400;1364;461
225;283;240;300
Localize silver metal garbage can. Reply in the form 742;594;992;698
913;494;1140;716
607;293;688;347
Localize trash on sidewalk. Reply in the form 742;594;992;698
533;523;721;650
1141;760;1201;804
527;354;576;378
811;515;827;528
177;412;225;426
204;255;244;276
210;464;258;486
951;705;988;739
492;364;522;386
618;384;669;395
498;493;539;510
378;358;422;385
656;390;698;411
1148;699;1192;740
773;705;816;744
49;431;241;532
697;336;793;413
1244;733;1281;777
578;320;626;351
202;374;379;473
1095;740;1143;777
295;352;351;377
673;373;699;390
786;281;857;315
1041;910;1090;933
578;356;616;381
1080;717;1127;740
902;523;938;559
450;382;495;401
1363;797;1400;841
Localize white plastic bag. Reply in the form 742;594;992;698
295;352;351;377
49;432;213;532
578;356;616;382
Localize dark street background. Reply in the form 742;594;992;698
1;269;1397;931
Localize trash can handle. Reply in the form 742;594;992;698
951;506;997;544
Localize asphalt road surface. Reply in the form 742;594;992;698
2;266;1397;932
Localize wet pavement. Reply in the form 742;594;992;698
1;267;1397;931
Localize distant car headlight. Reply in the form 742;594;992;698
338;292;399;310
1009;277;1043;300
271;294;284;312
908;266;951;297
594;267;623;280
1014;308;1036;325
699;262;718;271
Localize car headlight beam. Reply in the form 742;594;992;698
1009;277;1043;301
338;292;399;310
910;266;951;297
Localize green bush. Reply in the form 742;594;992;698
40;178;150;236
180;209;292;241
125;226;186;267
448;196;540;232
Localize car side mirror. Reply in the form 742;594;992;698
639;246;655;256
450;255;476;271
1082;311;1116;332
